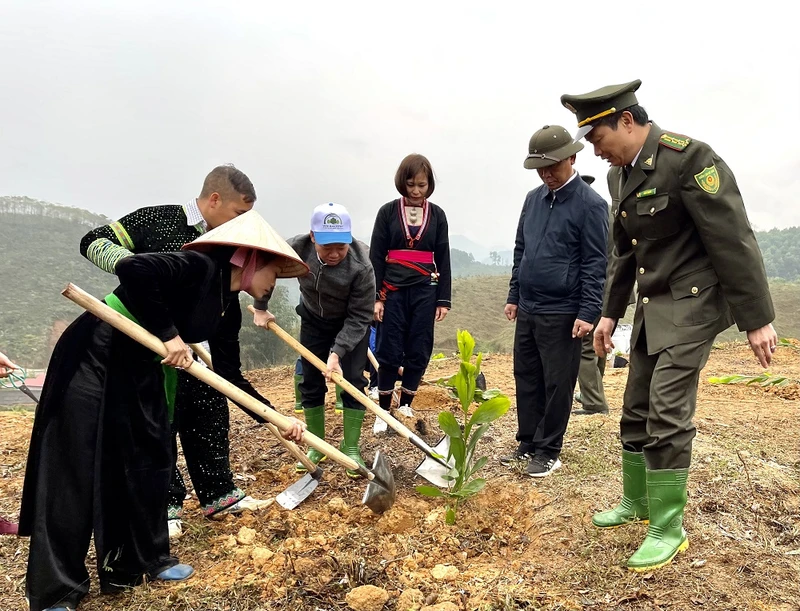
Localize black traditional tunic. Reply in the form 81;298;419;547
369;198;452;306
369;199;451;407
19;250;270;611
80;202;250;516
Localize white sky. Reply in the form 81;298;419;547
1;0;798;250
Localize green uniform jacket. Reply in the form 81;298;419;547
603;122;774;354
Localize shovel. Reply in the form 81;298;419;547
366;347;451;485
63;283;396;514
249;307;454;487
188;343;321;510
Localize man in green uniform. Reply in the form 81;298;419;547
560;79;777;571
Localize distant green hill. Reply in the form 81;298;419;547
0;197;118;366
450;248;511;278
0;197;299;368
758;227;800;281
2;197;799;366
434;275;800;354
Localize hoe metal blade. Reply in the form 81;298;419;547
276;467;323;510
362;450;396;514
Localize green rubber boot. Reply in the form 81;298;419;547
592;450;649;528
293;374;303;413
334;384;344;414
339;408;366;479
296;406;326;472
627;468;690;572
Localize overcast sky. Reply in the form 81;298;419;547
1;1;798;251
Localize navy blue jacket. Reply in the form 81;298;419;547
507;174;609;322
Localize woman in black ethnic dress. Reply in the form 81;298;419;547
369;154;452;428
19;211;307;611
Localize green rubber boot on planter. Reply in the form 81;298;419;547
592;450;649;528
627;468;689;572
339;408;366;479
296;406;326;472
293;374;303;413
334;385;344;414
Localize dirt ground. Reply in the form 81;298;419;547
1;341;799;610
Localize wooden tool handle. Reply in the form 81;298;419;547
248;305;414;440
367;347;380;372
62;284;362;474
188;343;318;473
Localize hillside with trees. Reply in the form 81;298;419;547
0;197;299;368
1;197;798;367
756;227;800;280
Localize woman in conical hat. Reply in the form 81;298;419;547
20;210;307;611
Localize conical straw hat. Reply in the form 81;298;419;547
182;209;308;278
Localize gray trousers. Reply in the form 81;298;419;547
621;325;713;469
577;333;608;411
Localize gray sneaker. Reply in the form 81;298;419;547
571;406;609;416
500;449;531;466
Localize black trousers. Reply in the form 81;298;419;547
299;308;369;410
375;284;437;395
21;316;175;611
166;370;241;516
512;310;581;460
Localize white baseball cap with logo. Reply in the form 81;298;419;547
310;203;352;245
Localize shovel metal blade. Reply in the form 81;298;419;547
414;436;454;488
362;450;396;514
275;468;322;510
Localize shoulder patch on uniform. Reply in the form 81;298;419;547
659;132;692;151
694;165;720;194
636;188;657;199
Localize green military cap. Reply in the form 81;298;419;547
560;79;642;140
523;124;584;170
581;175;595;185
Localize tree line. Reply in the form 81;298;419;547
1;200;798;369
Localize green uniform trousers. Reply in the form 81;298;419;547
577;333;608;412
621;324;713;470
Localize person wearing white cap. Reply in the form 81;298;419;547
254;203;375;478
19;211;307;611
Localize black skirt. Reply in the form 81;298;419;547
19;311;176;611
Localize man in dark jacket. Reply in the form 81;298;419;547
502;125;609;477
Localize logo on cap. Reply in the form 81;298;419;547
323;214;342;227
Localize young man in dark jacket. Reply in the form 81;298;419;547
503;125;609;477
254;203;375;478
